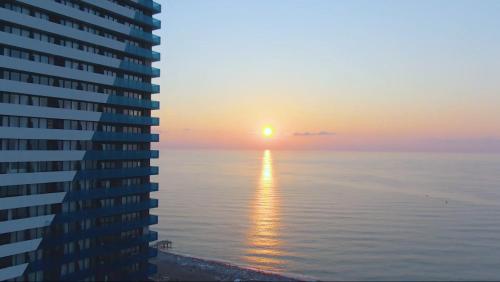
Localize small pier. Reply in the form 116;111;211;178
153;240;173;250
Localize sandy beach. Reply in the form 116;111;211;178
150;250;304;281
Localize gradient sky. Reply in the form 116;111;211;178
153;0;500;152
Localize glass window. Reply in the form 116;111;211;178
20;73;29;82
11;72;20;81
8;139;17;150
39;140;47;150
10;94;19;104
30;117;39;128
31;96;39;106
9;116;19;127
39;118;47;128
19;117;28;127
19;140;27;150
11;49;20;58
19;95;28;105
40;76;48;85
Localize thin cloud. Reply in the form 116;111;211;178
293;131;336;137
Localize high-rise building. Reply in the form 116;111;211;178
0;0;160;280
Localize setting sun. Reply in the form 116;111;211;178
263;127;274;137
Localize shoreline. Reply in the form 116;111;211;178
150;250;310;281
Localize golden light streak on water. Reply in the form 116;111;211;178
243;150;285;271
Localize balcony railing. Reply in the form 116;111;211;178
101;113;159;126
132;0;161;13
73;166;159;180
108;95;159;110
92;132;159;142
148;231;159;242
54;199;158;222
132;12;161;29
130;28;161;45
41;215;159;246
59;249;158;280
119;60;160;77
66;182;158;201
148;247;158;258
114;78;160;93
124;44;161;61
32;234;158;275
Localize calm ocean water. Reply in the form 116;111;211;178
152;150;500;281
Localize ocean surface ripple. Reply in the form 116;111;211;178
153;150;500;281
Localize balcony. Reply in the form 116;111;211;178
0;103;158;126
129;28;161;45
124;44;161;61
137;15;161;29
114;77;160;93
31;233;158;276
66;183;158;200
40;215;159;246
54;199;158;223
132;0;162;13
0;127;159;143
17;0;160;45
119;60;160;77
74;166;159;180
151;100;160;109
152;84;160;93
101;113;160;126
0;55;160;94
79;0;160;29
0;150;153;162
66;183;159;201
92;132;159;142
0;31;159;77
58;249;158;281
148;230;159;242
80;150;160;160
0;8;160;61
149;214;159;225
0;79;160;109
108;95;160;110
148;247;158;258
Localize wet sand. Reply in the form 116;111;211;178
150;250;304;281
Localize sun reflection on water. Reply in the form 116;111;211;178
244;150;284;272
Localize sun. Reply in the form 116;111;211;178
262;127;274;137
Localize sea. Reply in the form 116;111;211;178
152;150;500;281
